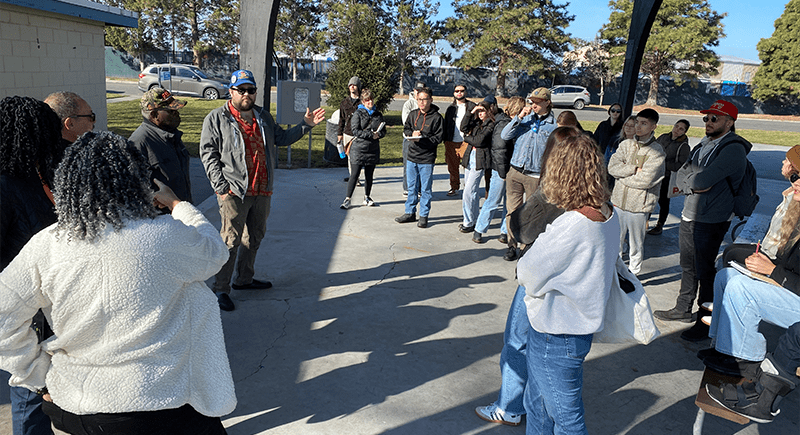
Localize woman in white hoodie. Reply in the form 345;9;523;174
517;134;619;435
0;132;236;434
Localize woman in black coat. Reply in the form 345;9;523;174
341;88;385;209
459;101;495;235
592;103;623;155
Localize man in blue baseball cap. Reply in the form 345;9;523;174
200;69;325;311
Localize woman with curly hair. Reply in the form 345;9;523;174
0;131;236;434
0;95;63;435
518;134;619;434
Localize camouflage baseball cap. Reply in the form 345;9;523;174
527;87;551;102
141;87;186;113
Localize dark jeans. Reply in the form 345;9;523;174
347;162;375;198
677;220;730;312
42;402;227;435
774;322;800;375
11;387;52;435
655;173;671;226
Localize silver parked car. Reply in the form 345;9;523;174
550;85;591;110
138;64;229;100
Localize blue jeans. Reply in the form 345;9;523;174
494;285;528;415
475;170;507;235
462;166;483;226
404;161;434;217
710;267;800;361
524;327;592;435
11;386;53;435
402;139;410;191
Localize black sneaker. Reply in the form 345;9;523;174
458;224;474;233
473;232;483;243
395;213;416;223
417;216;428;228
217;293;235;311
498;233;508;244
653;307;693;322
647;225;663;235
681;321;710;342
503;246;517;261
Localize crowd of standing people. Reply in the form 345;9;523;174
1;72;799;435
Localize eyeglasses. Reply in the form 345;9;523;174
71;112;95;122
233;87;257;95
791;173;800;184
703;115;720;123
610;109;621;113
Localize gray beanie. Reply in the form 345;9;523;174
348;76;362;91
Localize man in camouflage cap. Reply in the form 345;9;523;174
129;87;193;203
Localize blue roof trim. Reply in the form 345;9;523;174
1;0;138;28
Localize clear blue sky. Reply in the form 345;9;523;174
435;0;789;63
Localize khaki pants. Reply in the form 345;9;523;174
505;168;540;247
213;194;271;294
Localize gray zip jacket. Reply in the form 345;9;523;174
676;132;751;223
200;103;311;198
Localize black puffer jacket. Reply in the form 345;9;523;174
491;113;514;178
349;106;385;166
460;117;494;170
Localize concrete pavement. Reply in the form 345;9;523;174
2;148;798;434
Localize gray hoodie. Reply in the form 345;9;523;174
676;132;752;223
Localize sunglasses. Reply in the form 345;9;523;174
233;87;257;95
703;115;720;123
792;173;800;184
454;89;465;93
610;109;621;113
71;112;96;122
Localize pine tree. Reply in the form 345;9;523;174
276;0;325;81
600;0;725;106
325;9;399;113
442;0;573;97
391;0;441;94
752;0;800;102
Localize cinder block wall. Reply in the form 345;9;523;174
0;2;108;130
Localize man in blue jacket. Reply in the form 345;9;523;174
499;87;556;261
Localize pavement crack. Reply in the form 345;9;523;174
238;298;290;382
375;243;398;284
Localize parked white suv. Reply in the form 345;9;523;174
550;85;591;110
138;64;229;100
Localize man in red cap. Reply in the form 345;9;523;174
654;99;753;342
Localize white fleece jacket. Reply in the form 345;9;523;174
0;202;236;416
519;208;620;335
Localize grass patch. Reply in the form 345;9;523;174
106;93;126;99
106;99;450;167
107;99;800;170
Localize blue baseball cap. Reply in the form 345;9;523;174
230;70;256;88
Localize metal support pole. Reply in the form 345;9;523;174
308;131;312;168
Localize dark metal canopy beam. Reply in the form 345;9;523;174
619;0;663;118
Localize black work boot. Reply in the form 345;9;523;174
706;353;797;423
681;307;711;342
654;306;692;322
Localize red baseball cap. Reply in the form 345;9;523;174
700;100;738;121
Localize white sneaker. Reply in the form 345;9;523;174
701;302;714;311
475;404;521;426
363;196;375;206
340;198;350;209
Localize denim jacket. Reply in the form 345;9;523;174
500;111;556;174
